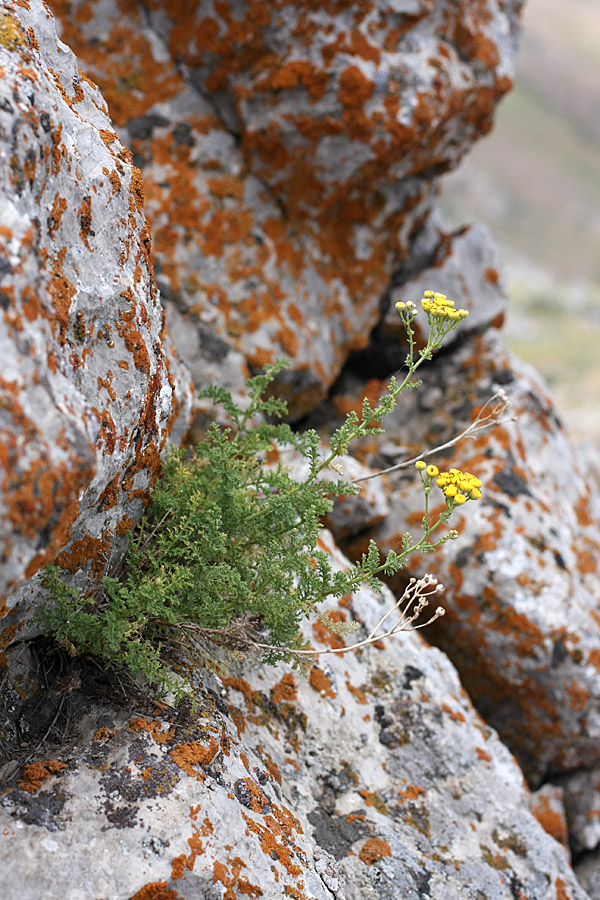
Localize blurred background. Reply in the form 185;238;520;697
441;0;600;444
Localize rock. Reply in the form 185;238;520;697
558;767;600;853
339;328;600;785
49;0;522;418
530;784;569;852
0;1;192;645
0;532;589;900
575;851;600;900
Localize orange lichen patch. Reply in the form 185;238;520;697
271;673;298;705
115;513;134;536
359;838;392;865
555;877;571;900
256;744;282;785
397;784;425;804
55;534;111;575
345;678;367;704
18;760;66;794
118;318;151;373
78;194;94;251
565;681;589;713
130;166;145;211
475;747;492;762
309;666;336;699
127;717;175;744
128;881;182;900
20;285;45;323
256;60;328;102
170;738;219;778
46;250;76;343
241;812;303;878
93;728;116;742
47;193;68;238
222;676;256;710
213;857;263;899
441;704;466;724
530;794;568;847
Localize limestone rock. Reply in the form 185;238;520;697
575;852;600;900
0;1;192;641
530;784;569;852
49;0;523;418
339;329;600;784
345;220;508;378
0;532;588;900
558;767;600;853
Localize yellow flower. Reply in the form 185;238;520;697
415;460;426;470
426;464;439;478
435;466;483;505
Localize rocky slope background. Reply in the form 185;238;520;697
1;1;600;898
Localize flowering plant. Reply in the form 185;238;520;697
41;291;500;695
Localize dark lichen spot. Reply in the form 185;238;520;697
492;467;532;499
307;806;369;859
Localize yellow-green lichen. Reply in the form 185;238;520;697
0;14;26;51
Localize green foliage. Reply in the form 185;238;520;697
40;294;473;696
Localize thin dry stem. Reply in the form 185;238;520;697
154;576;446;660
351;389;513;484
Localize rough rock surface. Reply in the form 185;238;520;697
0;0;192;642
49;0;523;418
558;767;600;853
0;533;589;900
336;329;600;785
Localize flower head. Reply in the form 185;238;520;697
435;467;482;506
420;290;469;322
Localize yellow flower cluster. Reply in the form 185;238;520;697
435;468;482;505
421;290;468;321
415;461;482;505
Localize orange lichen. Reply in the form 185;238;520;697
93;728;116;742
213;857;263;899
345;678;367;704
127;717;175;744
359;838;392;865
170;738;219;778
270;673;297;705
530;794;568;847
241;812;303;877
18;759;66;794
309;666;336;699
128;882;181;900
222;676;256;710
397;784;425;803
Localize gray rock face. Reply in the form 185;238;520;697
0;535;589;900
338;328;600;785
49;0;523;418
2;1;599;897
0;1;192;638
